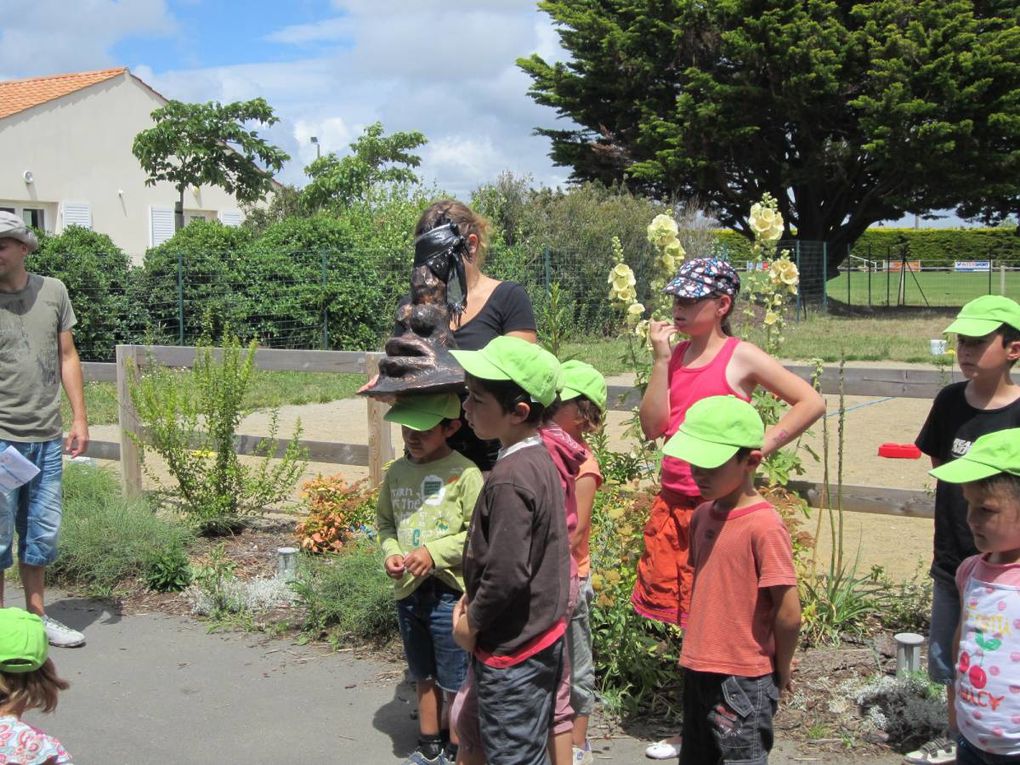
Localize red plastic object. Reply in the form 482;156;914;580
878;443;922;459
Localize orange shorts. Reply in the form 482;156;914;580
630;490;701;627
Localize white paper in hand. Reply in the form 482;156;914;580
0;446;40;491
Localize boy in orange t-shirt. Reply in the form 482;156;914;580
663;396;801;764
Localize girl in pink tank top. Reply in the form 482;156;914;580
631;258;824;760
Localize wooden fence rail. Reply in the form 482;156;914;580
84;346;936;516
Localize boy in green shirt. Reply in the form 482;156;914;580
377;392;483;765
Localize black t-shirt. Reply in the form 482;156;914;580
392;281;536;471
449;281;536;471
915;381;1020;584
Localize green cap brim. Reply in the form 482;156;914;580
384;407;444;431
929;458;1004;484
943;318;1004;337
662;432;739;468
449;349;512;383
560;386;581;402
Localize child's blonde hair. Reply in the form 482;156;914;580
0;658;69;714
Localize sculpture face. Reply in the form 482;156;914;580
362;222;467;396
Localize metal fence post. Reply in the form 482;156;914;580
176;250;184;346
543;247;552;295
846;244;851;306
1002;264;1008;296
794;241;802;320
321;250;329;350
822;242;828;312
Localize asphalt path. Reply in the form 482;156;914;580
15;590;903;764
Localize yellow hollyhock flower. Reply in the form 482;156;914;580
647;214;679;247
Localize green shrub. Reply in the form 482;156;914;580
137;220;256;345
29;226;132;361
291;540;397;644
143;542;193;592
237;214;387;350
50;463;193;597
589;485;681;719
130;335;307;534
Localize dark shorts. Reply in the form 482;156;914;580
475;638;564;765
957;736;1020;765
681;669;779;765
0;439;64;569
395;578;468;693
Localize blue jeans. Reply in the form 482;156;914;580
395;578;468;693
0;439;63;569
681;670;780;765
929;576;960;685
958;736;1020;765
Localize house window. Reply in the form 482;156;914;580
22;208;45;230
0;207;14;215
188;214;207;225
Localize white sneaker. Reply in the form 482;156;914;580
645;737;682;759
41;615;85;647
572;745;594;765
903;737;956;764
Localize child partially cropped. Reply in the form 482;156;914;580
663;396;801;765
928;428;1020;765
911;296;1020;765
449;336;570;765
376;392;483;765
0;607;73;764
544;360;606;765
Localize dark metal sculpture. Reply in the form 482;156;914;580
361;222;468;396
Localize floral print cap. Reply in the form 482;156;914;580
663;257;740;299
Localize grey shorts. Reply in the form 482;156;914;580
475;639;564;765
681;670;779;765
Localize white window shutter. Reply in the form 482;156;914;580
149;206;174;246
61;201;92;230
218;209;242;227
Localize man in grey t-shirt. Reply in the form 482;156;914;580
0;211;89;647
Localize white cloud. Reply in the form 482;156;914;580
1;1;573;196
0;0;176;79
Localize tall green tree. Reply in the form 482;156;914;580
133;98;289;230
519;0;1020;283
301;122;427;211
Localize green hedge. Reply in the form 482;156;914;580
715;227;1020;267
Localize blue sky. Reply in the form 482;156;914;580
0;1;976;226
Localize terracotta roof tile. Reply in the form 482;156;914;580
0;67;127;120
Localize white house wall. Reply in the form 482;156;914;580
0;73;255;263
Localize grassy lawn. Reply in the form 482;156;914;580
65;370;364;427
563;310;960;374
826;269;1017;308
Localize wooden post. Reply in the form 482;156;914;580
364;352;394;487
115;344;144;498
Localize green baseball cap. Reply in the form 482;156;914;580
929;428;1020;484
0;608;48;673
559;360;608;413
944;295;1020;338
384;392;462;431
662;395;764;468
450;336;561;407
